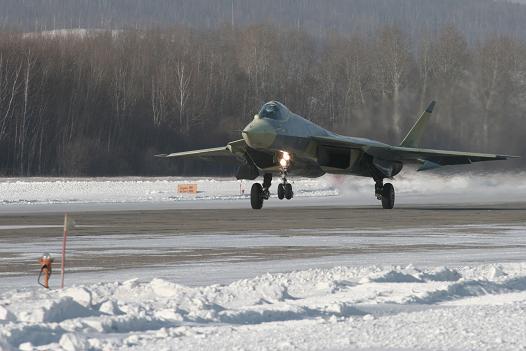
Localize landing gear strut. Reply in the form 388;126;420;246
277;171;293;200
375;179;395;209
250;173;272;209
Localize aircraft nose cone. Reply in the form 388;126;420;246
242;119;276;149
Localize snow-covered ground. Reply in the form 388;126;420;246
0;172;525;212
22;29;122;40
1;222;526;350
1;173;525;350
0;176;335;207
1;263;526;350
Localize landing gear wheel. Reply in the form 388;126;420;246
251;183;264;209
277;184;285;200
381;183;395;209
285;183;293;200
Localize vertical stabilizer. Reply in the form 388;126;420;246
400;101;435;148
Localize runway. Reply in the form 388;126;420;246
2;198;526;351
1;201;526;237
1;201;525;291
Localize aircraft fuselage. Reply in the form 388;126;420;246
241;101;398;179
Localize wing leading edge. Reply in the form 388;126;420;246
155;139;247;159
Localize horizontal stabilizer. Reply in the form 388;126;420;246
417;160;442;171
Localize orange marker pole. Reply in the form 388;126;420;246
60;213;68;289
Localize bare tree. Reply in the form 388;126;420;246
376;27;410;138
0;55;22;141
474;38;517;148
173;60;192;132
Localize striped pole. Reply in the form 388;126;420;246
60;213;68;289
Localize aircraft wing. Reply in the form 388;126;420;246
312;135;518;171
155;139;247;160
362;145;518;171
383;146;519;170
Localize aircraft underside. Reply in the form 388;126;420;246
242;138;402;210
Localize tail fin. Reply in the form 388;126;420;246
400;101;436;148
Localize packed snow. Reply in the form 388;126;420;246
1;263;526;350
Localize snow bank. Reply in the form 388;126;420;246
0;177;336;206
0;171;523;207
1;263;526;350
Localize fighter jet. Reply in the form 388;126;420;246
157;101;518;209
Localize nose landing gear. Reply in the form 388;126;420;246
277;171;293;200
277;183;285;200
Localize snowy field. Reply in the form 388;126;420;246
1;172;526;350
0;176;336;207
0;171;525;211
1;221;526;350
2;263;526;350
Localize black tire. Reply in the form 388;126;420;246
277;183;285;200
381;183;395;209
251;183;264;209
285;183;293;200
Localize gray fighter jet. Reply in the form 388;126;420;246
157;101;518;209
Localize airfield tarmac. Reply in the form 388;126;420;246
1;200;525;291
1;201;526;236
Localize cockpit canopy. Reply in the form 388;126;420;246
258;102;284;120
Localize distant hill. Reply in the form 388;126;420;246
2;0;526;42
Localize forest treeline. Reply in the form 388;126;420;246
0;25;524;176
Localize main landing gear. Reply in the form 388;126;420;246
250;172;294;209
375;179;395;209
251;173;271;209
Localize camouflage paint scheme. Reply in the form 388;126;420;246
157;101;517;182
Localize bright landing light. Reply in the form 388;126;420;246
279;151;291;168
